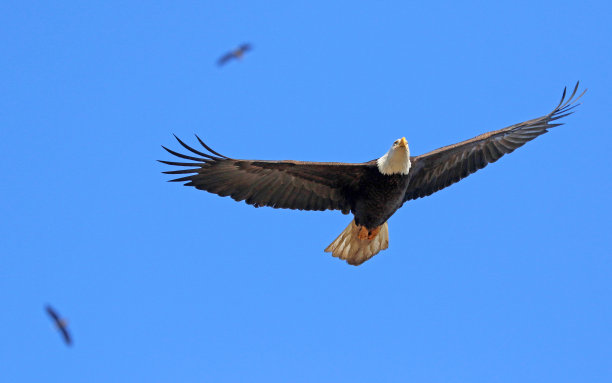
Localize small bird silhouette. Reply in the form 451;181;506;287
45;305;72;346
217;43;252;66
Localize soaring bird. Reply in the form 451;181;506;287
160;83;585;265
217;43;252;66
45;305;72;346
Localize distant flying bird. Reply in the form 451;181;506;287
45;305;72;346
217;43;252;66
160;83;585;265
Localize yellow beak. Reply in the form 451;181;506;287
399;137;408;148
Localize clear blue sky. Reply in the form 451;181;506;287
1;1;611;382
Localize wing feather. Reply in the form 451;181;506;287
45;305;60;322
404;83;585;201
160;137;373;213
217;53;234;66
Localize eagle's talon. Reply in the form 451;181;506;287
357;225;381;240
367;227;381;240
357;226;369;240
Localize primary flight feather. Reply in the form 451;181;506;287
160;83;585;265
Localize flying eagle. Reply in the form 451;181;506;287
217;43;252;66
45;305;72;346
160;83;585;265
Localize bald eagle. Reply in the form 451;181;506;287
161;83;585;265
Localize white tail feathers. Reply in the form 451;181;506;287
324;220;389;265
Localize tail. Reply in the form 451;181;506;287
324;220;389;266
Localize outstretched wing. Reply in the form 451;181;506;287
160;136;373;213
217;52;234;66
404;82;586;201
238;43;252;52
57;323;72;346
45;305;61;322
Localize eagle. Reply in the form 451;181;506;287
45;305;72;346
160;83;585;265
217;43;252;66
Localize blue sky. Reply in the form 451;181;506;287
1;1;611;382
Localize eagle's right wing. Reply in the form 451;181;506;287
217;52;234;66
160;136;374;213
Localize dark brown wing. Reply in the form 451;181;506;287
58;325;72;346
217;52;234;66
45;305;61;322
404;82;586;201
45;305;72;346
160;136;374;213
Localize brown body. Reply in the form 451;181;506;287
350;167;411;229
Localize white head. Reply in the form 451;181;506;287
377;137;411;175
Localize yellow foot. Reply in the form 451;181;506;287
357;225;369;240
357;225;381;240
367;226;381;240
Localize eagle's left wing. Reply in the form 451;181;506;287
404;83;585;201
